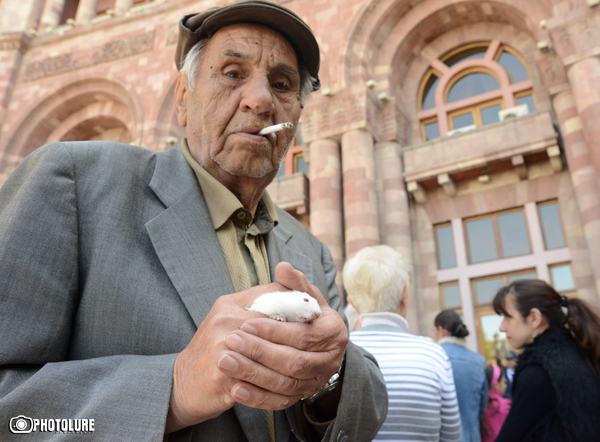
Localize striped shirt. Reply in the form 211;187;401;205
350;312;462;442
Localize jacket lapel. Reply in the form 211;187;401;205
145;147;234;328
146;149;313;441
265;218;315;286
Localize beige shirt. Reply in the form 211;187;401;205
182;140;330;435
181;139;278;292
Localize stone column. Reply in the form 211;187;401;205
309;138;344;291
115;0;134;13
39;0;67;29
567;57;600;191
341;129;379;258
75;0;99;23
553;89;600;298
374;140;417;327
374;141;411;258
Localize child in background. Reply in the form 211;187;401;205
482;365;511;442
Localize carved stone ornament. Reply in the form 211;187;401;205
24;31;155;81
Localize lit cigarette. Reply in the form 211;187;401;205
258;122;294;135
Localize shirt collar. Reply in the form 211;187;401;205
181;139;279;231
358;312;409;332
438;336;468;347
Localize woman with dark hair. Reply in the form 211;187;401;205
492;279;600;442
435;310;488;442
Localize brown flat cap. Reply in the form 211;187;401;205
175;0;320;91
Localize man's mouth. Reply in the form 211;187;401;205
232;125;277;143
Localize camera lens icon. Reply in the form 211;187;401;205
9;415;34;434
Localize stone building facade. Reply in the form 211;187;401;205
1;0;599;359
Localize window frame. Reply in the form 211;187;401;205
421;116;440;142
293;152;308;175
440;281;462;310
514;89;537;112
417;40;536;142
441;42;491;67
549;262;577;295
418;69;442;112
434;222;457;269
494;45;532;84
448;97;505;129
444;67;501;104
537;199;566;250
463;207;533;264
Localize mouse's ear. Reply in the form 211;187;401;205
274;262;328;307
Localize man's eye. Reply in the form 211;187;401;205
273;82;290;91
225;71;241;79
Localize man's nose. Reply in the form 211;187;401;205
239;75;275;115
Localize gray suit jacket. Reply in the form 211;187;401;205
0;141;387;441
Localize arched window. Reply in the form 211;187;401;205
418;41;536;141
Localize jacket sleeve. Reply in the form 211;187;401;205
286;242;388;442
479;370;489;418
0;143;176;441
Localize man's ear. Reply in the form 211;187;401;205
400;284;409;309
174;71;189;128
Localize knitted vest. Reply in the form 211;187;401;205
514;327;600;442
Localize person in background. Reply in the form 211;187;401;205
501;351;517;399
482;365;511;442
493;279;600;441
434;310;488;442
345;245;462;442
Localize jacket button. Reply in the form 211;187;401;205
337;430;348;442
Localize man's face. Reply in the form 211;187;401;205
176;23;302;182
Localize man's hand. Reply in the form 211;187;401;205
165;262;348;434
219;262;348;416
166;280;289;433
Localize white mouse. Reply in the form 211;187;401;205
247;290;322;323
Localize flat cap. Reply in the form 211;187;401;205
175;0;320;91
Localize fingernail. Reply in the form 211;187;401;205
218;354;238;372
226;334;244;352
233;386;250;401
241;323;258;336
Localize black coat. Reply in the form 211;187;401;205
496;327;600;442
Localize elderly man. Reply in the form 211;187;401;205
0;2;386;441
344;245;462;442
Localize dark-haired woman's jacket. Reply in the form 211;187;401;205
495;327;600;442
439;337;488;442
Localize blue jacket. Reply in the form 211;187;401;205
440;337;488;442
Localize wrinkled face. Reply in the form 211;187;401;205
499;294;535;349
177;23;302;181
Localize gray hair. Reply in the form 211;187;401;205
180;38;315;105
343;245;410;314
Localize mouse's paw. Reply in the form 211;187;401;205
272;315;287;322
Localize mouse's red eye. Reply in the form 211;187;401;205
303;298;309;302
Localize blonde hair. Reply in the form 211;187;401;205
342;245;409;314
